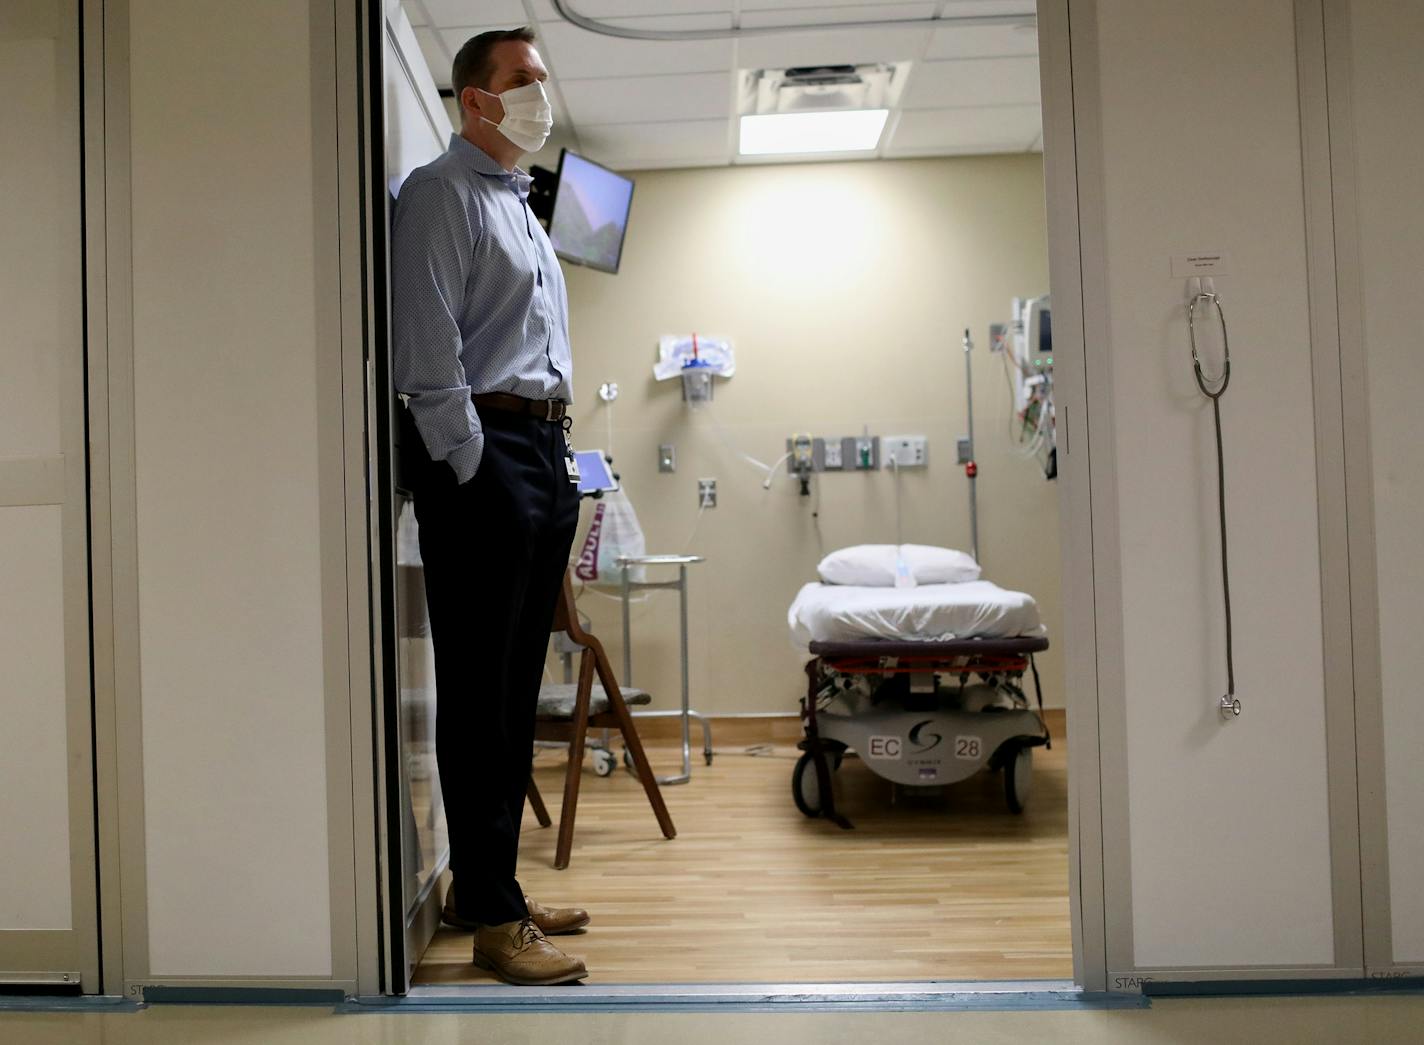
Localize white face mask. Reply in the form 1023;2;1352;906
479;81;553;154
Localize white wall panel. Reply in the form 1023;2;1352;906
1348;0;1424;966
388;11;455;199
127;0;332;978
0;506;72;930
0;38;63;458
1093;0;1335;968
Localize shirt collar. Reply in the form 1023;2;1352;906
449;133;533;198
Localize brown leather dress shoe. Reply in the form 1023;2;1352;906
472;918;587;986
440;884;476;931
442;883;590;936
524;894;591;935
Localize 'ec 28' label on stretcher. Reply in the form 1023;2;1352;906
867;736;902;759
954;736;983;760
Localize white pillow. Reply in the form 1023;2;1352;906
816;545;980;587
901;544;981;585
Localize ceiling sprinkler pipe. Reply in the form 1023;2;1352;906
550;0;1036;43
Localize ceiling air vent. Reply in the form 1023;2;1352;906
740;62;911;116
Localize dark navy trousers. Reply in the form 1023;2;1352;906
404;405;579;926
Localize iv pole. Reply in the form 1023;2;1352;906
963;328;980;564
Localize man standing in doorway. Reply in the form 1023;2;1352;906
392;27;589;986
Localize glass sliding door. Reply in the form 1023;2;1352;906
0;0;100;992
371;0;457;992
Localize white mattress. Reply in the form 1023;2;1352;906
787;580;1046;649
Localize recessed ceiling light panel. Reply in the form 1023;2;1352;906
738;109;890;155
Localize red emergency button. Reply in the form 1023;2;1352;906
965;461;978;478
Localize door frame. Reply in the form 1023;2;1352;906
1037;0;1108;994
1320;0;1424;980
353;0;1107;996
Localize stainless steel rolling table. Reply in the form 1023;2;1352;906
616;554;711;785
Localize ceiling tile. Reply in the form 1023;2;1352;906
885;104;1040;152
553;0;732;15
422;0;528;26
560;72;732;125
927;23;1037;59
435;24;539;68
537;20;733;78
937;0;1036;16
740;0;934;9
736;25;926;69
399;0;428;27
577;118;731;166
740;3;935;27
898;56;1039;109
598;12;735;31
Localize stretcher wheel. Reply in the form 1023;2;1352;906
792;750;841;818
592;748;617;777
1004;744;1033;814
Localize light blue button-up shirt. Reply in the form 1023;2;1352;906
392;134;573;483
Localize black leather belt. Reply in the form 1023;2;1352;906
473;392;568;422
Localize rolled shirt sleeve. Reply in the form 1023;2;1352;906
391;177;485;484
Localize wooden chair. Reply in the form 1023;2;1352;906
530;572;676;869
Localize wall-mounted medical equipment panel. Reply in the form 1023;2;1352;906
883;435;929;468
786;435;886;473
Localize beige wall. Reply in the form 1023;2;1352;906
560;154;1060;715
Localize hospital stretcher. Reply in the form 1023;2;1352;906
795;634;1051;829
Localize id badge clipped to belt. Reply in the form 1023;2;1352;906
562;418;580;485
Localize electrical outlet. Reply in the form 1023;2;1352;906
821;439;844;470
697;478;717;508
957;436;973;464
659;444;676;473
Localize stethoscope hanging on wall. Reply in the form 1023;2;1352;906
1188;279;1240;720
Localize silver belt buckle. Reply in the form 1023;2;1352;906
545;399;560;421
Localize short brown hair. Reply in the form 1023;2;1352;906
451;27;537;99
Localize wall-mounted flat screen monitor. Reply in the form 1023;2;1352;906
548;149;634;275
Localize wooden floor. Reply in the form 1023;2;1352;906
414;714;1070;985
